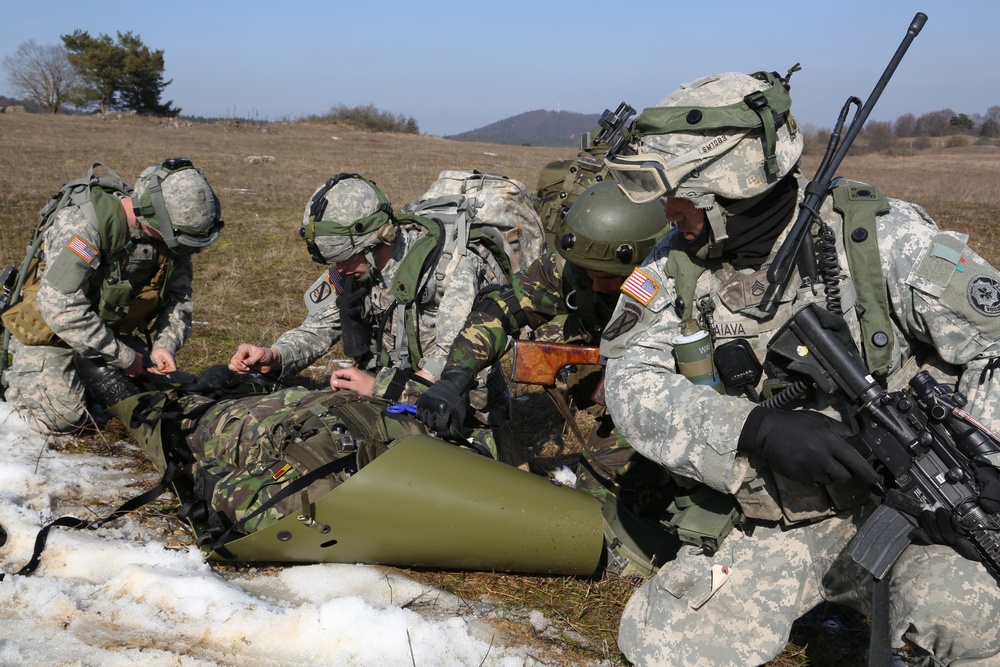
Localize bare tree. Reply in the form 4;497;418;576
2;40;84;113
981;106;1000;138
863;120;895;153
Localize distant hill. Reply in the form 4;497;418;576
446;109;602;147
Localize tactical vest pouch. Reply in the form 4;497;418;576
96;278;133;324
665;484;744;554
112;284;159;334
1;258;60;346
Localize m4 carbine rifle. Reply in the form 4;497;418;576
767;303;1000;580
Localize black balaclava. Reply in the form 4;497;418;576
688;173;799;270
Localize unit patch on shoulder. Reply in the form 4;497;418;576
621;268;658;305
67;236;98;264
310;280;333;304
968;275;1000;317
603;301;643;341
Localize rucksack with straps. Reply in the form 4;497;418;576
403;169;545;284
534;143;610;246
378;170;545;368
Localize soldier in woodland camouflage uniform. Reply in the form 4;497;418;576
171;384;424;535
417;181;670;493
228;174;515;460
600;70;1000;665
3;160;222;434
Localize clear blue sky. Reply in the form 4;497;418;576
2;0;997;137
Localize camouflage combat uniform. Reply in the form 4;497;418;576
173;386;422;534
601;173;1000;665
274;221;510;411
448;249;615;369
447;248;647;490
4;191;192;434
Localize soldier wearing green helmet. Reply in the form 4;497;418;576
415;180;671;504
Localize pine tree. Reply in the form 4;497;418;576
61;30;180;116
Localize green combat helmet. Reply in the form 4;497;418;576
299;173;398;265
132;158;224;255
554;180;669;275
604;69;803;258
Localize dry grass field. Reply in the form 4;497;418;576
2;112;999;666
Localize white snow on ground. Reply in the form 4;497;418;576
0;402;605;666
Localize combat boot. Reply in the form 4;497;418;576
72;353;141;408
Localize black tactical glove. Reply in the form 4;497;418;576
909;506;982;562
974;461;1000;513
738;406;881;487
336;275;373;363
416;366;476;442
910;461;1000;562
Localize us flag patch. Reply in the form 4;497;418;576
622;269;657;305
328;268;346;295
68;236;98;264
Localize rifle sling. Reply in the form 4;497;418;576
543;386;619;486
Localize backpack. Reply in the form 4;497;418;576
373;170;544;370
403;169;545;284
534;145;610;246
0;164;134;387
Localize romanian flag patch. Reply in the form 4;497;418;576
622;268;658;305
67;236;98;264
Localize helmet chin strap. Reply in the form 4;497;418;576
363;247;383;284
703;204;728;259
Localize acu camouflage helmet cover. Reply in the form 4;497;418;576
604;69;803;255
300;173;397;264
132;158;223;254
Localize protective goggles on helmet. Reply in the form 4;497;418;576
604;153;672;205
605;69;796;205
604;130;748;205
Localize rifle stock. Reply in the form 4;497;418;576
511;340;601;386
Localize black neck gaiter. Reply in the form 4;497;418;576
717;174;799;270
